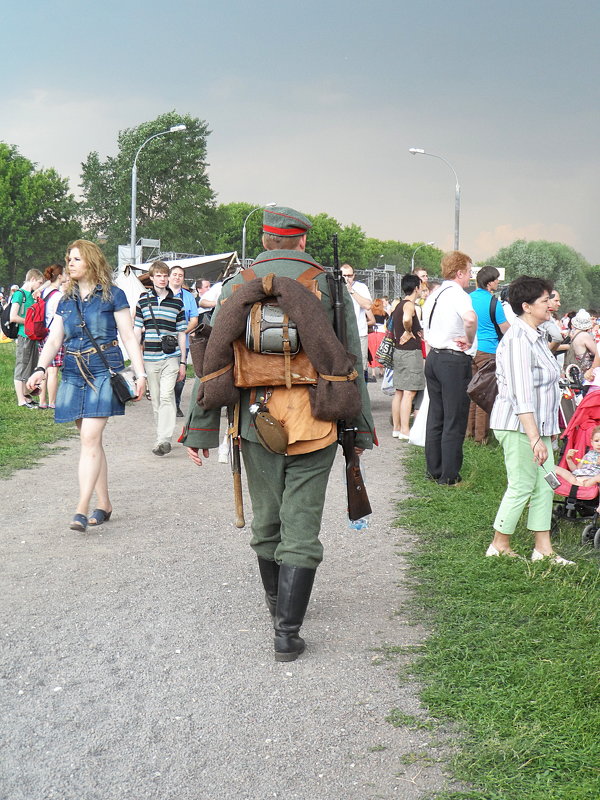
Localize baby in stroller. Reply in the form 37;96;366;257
555;425;600;486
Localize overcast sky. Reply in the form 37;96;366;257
2;0;599;263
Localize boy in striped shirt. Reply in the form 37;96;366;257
134;261;187;455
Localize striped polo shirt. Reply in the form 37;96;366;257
135;288;186;362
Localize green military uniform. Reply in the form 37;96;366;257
180;206;375;661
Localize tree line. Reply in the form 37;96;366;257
2;111;598;310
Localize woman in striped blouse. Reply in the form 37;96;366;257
486;276;574;564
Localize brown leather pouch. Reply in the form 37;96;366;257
233;339;317;388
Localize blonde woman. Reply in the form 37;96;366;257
27;240;146;532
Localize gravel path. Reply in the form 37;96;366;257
1;382;454;799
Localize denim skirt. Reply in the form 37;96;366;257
55;346;125;423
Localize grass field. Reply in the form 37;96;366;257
0;341;75;477
396;440;600;800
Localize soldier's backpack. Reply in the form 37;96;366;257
24;289;58;340
1;290;23;339
232;266;321;389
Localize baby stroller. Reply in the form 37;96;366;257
552;388;600;548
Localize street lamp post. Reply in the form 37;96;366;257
130;124;187;265
241;202;277;267
411;241;435;272
409;148;460;250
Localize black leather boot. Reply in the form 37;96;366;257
257;556;280;617
274;564;316;662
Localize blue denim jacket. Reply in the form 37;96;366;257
56;285;130;352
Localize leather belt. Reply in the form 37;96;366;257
66;339;119;356
431;347;472;358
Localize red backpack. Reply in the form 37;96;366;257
25;289;58;340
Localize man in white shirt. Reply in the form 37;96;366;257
422;251;477;485
341;263;372;378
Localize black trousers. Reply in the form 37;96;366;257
424;348;472;482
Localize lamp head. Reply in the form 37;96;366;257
427;241;435;245
170;124;187;132
409;148;425;155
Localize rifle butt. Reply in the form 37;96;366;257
346;459;372;521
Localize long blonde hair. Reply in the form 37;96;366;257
63;239;114;300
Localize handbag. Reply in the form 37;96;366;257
74;301;136;403
147;301;178;354
375;334;395;370
467;356;498;414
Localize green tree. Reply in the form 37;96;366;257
80;111;215;261
0;143;81;287
584;265;600;312
490;240;592;310
212;202;263;259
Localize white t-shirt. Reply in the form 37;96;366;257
42;286;63;327
199;282;223;309
422;281;474;350
349;280;372;337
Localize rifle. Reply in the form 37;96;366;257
329;234;372;522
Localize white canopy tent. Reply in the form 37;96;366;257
115;252;238;313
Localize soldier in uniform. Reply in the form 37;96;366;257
180;206;375;661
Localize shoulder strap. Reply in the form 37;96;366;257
489;295;503;341
297;266;322;284
426;286;452;328
74;300;115;375
146;296;163;337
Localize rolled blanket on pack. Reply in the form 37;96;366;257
199;273;361;421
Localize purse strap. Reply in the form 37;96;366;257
74;298;117;376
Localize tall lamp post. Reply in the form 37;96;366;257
411;241;435;272
241;202;276;267
130;123;187;265
409;148;460;250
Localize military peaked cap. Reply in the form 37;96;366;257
263;206;312;237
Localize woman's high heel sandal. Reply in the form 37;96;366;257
70;514;88;532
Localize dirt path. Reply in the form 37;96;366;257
1;383;453;799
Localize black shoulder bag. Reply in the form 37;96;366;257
75;301;135;403
147;299;178;355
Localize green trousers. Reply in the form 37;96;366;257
241;440;338;569
493;430;555;535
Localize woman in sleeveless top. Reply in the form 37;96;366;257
390;274;425;439
564;309;595;374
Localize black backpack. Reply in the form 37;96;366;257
1;291;23;339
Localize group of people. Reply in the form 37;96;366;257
18;244;223;534
11;205;587;663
